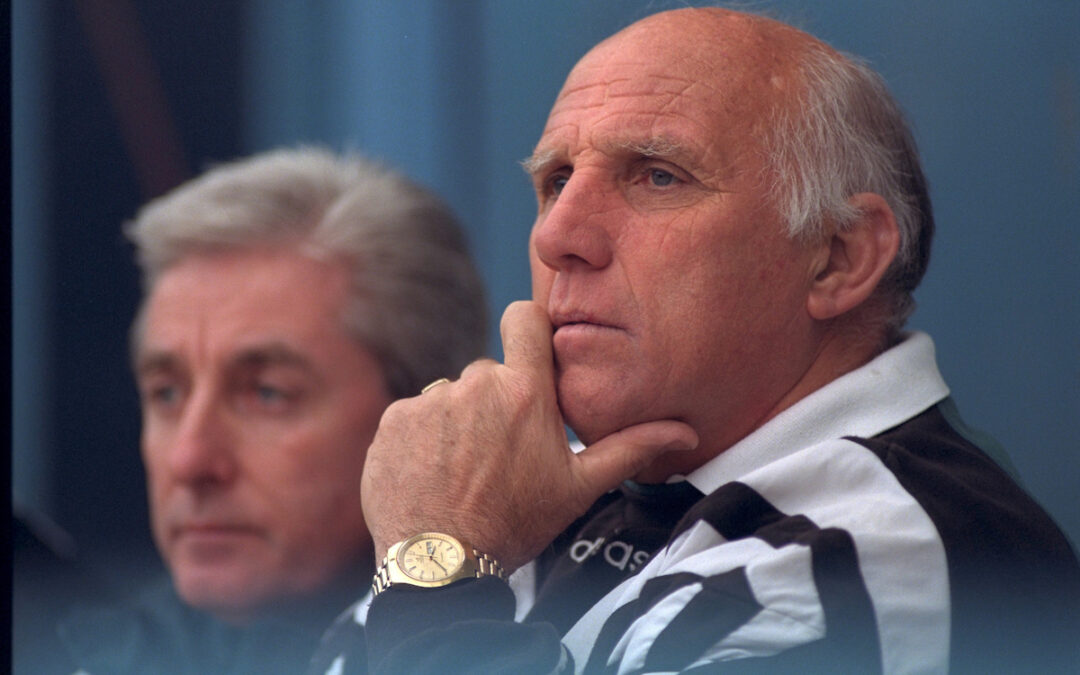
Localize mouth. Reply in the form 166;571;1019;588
169;522;262;562
549;310;629;357
172;522;259;543
550;309;622;332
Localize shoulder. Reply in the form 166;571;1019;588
306;597;369;675
57;576;225;673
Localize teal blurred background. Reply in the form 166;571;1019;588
13;1;1079;577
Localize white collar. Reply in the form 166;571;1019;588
685;332;949;495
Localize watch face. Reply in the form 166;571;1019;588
397;534;466;582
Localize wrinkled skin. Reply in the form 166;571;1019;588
362;8;898;571
363;301;698;571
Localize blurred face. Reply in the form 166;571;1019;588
528;10;824;463
135;247;391;623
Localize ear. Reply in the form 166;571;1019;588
807;193;900;320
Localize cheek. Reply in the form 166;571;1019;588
257;436;368;564
265;389;388;520
279;441;370;562
636;238;793;359
140;435;170;500
274;419;374;516
274;431;366;494
140;443;172;550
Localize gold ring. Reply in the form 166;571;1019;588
421;377;451;394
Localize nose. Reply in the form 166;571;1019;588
531;170;617;273
166;390;236;487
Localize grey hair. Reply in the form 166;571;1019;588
762;45;935;332
127;146;488;398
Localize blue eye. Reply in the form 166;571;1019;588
649;169;676;187
548;174;569;196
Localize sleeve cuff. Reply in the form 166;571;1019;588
366;576;516;669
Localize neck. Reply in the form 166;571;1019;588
633;314;890;484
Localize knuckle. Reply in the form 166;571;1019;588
378;397;415;428
459;357;499;380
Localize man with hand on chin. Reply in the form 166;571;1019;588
313;7;1079;674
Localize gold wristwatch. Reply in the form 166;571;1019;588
372;532;506;596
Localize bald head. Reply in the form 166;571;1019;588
572;8;835;122
548;6;932;334
607;8;827;58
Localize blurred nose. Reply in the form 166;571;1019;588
531;170;617;274
167;390;236;487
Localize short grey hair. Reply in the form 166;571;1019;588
762;44;935;332
128;146;488;398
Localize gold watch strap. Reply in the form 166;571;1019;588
371;540;506;596
474;550;506;581
373;557;392;596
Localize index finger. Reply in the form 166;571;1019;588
500;300;555;388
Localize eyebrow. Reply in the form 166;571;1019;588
521;135;697;178
520;148;559;179
230;343;313;371
134;351;180;378
615;136;692;161
134;342;316;378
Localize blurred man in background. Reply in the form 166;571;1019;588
52;147;487;674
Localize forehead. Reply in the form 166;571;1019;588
536;10;803;163
139;248;352;355
540;62;730;170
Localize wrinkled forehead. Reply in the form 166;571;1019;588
547;8;813;136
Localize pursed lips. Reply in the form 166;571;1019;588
549;309;624;333
549;310;630;360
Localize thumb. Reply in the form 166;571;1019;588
501;300;555;387
575;420;699;494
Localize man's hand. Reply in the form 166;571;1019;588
361;301;698;572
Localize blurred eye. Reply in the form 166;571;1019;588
239;379;301;416
149;385;181;406
139;378;187;418
256;385;287;404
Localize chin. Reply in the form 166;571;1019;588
558;366;679;450
174;568;265;619
558;381;630;445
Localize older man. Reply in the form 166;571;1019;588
313;8;1079;675
58;147;487;674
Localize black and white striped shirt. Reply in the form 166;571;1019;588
311;333;1079;674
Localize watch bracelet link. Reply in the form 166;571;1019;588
372;558;392;596
475;549;507;581
371;545;506;596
